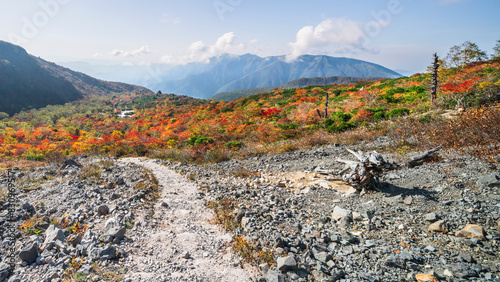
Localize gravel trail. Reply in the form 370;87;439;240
118;158;254;282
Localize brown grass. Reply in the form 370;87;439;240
384;104;500;162
232;168;260;178
231;236;274;266
206;197;239;231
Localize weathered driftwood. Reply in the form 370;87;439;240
336;146;442;191
405;145;442;168
336;149;390;191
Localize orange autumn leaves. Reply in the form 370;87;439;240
0;61;498;161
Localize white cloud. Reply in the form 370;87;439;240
160;32;249;64
110;45;151;57
287;18;387;61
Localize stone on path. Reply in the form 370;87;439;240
455;224;486;240
277;256;297;272
415;273;438;282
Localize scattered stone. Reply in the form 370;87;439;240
89;245;116;261
404;196;413;205
429;220;448;233
456;224;486;240
19;242;38;264
425;212;438;222
459;253;474;263
330;268;345;280
182;251;190;259
450;263;478;278
477;174;500;188
79;264;93;275
0;263;11;281
424;246;435;252
67;234;82;247
61;159;82;169
44;225;65;244
331;206;351;221
104;217;126;240
266;270;285;282
4;146;500;281
277;256;297;272
22;202;35;214
7;275;21;282
352;211;363;221
415;273;438;282
115;177;126;185
97;204;109;215
443;269;453;277
313;251;332;263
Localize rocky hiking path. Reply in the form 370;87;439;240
118;157;254;281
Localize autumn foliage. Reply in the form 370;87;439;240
0;61;499;164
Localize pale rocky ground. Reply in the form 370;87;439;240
0;139;499;282
117;158;254;282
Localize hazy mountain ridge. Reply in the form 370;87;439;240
211;76;383;101
0;41;83;115
36;58;152;97
0;41;152;115
150;54;401;99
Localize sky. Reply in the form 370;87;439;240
1;0;500;75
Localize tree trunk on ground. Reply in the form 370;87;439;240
335;146;442;191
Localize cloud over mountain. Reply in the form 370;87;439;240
160;32;257;65
110;45;151;57
287;18;388;61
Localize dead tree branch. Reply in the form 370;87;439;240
335;146;442;191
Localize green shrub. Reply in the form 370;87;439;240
224;141;244;150
366;106;386;113
331;89;347;96
26;153;46;161
407;85;426;94
278;123;300;130
187;135;213;146
386;107;410;118
327;121;355;133
330;111;352;123
386;87;406;95
372;111;386;121
419;114;433;123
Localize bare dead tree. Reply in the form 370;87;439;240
317;92;330;118
324;92;329;118
334;146;442;191
431;53;440;102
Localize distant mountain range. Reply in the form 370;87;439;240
211;76;383;101
0;40;402;116
0;41;151;116
148;54;401;99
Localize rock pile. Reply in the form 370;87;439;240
0;157;157;281
1;140;499;281
168;143;500;281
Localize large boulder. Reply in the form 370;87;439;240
456;224;486;240
104;217;126;240
88;245;116;261
277;256;297;272
44;225;65;244
0;263;11;281
19;242;38;264
60;159;82;169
